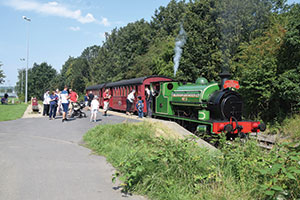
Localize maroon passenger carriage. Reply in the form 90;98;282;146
85;83;106;106
86;76;173;114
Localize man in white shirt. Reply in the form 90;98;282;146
43;90;50;116
126;90;135;115
60;86;70;122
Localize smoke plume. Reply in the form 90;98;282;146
173;24;187;77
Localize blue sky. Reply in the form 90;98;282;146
0;0;299;86
0;0;171;86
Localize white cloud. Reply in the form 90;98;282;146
4;0;108;25
69;26;80;31
100;17;110;26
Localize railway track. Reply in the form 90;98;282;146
249;132;276;150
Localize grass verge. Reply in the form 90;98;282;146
84;122;300;200
0;103;28;121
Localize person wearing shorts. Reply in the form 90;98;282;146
88;91;94;109
60;86;70;122
68;88;78;116
103;89;111;116
90;95;99;122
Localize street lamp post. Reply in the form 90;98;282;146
23;16;31;104
20;58;25;95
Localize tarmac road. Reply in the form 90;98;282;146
0;111;145;200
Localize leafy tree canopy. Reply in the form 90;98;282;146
0;62;5;84
27;62;57;100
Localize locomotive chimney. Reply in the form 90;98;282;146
219;71;231;89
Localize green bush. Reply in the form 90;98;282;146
256;142;300;199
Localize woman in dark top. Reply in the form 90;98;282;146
49;91;58;120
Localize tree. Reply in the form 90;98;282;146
151;0;187;37
275;3;300;114
80;45;100;63
177;0;222;82
0;62;5;84
90;19;152;83
128;36;175;78
216;0;286;71
27;62;57;100
61;57;90;93
15;68;26;96
232;17;288;121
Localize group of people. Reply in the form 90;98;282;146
86;86;152;121
126;86;153;118
43;86;78;122
42;85;154;122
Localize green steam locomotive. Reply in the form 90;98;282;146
151;72;266;137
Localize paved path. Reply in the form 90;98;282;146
0;108;145;200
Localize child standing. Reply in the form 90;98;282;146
90;95;100;122
136;96;144;118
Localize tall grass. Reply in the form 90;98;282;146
282;114;300;140
84;122;300;200
0;103;28;121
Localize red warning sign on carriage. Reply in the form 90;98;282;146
224;80;240;89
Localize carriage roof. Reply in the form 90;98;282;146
86;83;106;90
86;76;172;90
